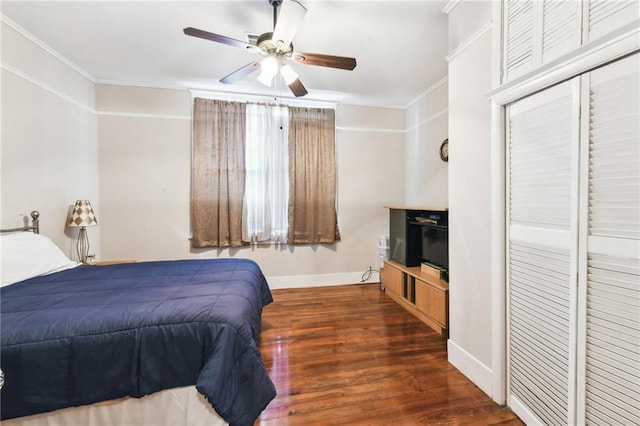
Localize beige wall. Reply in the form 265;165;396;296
1;20;99;260
405;81;448;207
96;85;405;285
96;85;192;262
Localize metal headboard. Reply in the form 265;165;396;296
0;210;40;234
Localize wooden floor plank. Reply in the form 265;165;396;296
256;283;522;425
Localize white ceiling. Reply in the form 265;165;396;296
1;1;449;108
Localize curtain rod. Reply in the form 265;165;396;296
189;89;337;109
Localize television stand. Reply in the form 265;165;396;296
381;260;449;336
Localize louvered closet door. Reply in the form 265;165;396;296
506;79;581;426
577;52;640;426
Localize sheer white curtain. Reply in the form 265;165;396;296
242;104;289;243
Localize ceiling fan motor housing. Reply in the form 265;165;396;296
257;32;273;48
257;32;293;55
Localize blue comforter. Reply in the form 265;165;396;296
1;258;276;426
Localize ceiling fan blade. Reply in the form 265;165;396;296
272;0;307;50
183;27;253;51
292;52;357;70
220;61;261;84
288;78;308;97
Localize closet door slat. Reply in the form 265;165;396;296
587;0;638;42
509;91;573;230
584;254;640;425
588;60;640;240
505;0;535;81
542;0;579;62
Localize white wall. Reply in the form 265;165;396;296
405;80;448;207
96;84;405;286
444;0;495;397
0;19;99;260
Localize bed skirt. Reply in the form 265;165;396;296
2;386;228;426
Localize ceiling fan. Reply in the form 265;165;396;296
183;0;357;97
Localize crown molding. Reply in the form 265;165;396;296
441;0;461;15
445;22;493;63
404;76;449;109
1;14;96;83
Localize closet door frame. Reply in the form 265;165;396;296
488;17;639;406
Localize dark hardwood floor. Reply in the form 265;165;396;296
256;283;523;425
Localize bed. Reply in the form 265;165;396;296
1;212;276;426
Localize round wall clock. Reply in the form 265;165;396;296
439;138;449;162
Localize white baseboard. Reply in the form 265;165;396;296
266;272;380;289
447;339;493;399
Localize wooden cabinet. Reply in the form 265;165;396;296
415;279;446;326
382;260;449;336
381;262;404;296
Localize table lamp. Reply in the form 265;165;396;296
68;200;98;263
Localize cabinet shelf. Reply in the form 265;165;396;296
382;260;449;337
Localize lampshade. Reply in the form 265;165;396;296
68;200;98;228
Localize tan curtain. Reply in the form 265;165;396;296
288;107;340;244
191;98;246;248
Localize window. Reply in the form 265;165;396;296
243;104;289;243
190;98;339;248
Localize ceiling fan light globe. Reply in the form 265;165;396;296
280;64;298;85
257;69;274;87
260;56;279;77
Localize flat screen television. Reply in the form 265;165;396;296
421;225;448;271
